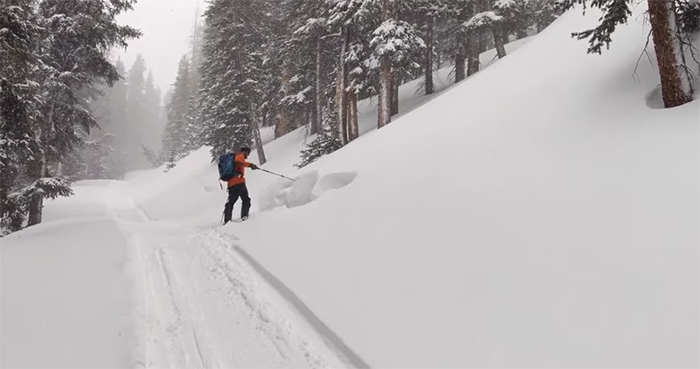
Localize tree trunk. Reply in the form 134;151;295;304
26;151;45;227
275;65;291;138
312;38;322;135
467;34;480;76
455;53;466;82
493;28;507;59
337;26;349;143
647;0;692;108
347;90;359;141
391;75;399;116
378;0;396;128
378;57;392;127
424;16;435;95
27;101;53;227
249;101;267;165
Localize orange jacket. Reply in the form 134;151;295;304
227;153;252;187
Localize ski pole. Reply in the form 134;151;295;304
257;168;295;181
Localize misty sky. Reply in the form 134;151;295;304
116;0;207;98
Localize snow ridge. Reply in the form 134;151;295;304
233;244;371;369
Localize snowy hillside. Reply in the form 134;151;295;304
2;4;698;369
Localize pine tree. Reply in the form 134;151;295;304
407;0;449;94
279;0;336;137
25;0;140;226
184;10;205;153
143;71;163;156
530;0;561;32
327;0;381;143
0;0;40;232
371;0;425;127
108;59;129;178
561;0;697;107
162;56;192;167
198;0;269;162
125;54;148;170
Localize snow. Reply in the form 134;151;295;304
2;4;699;368
465;11;503;29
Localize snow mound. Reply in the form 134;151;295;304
258;170;357;211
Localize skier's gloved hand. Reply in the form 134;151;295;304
250;163;259;170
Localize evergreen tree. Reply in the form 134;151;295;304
561;0;697;107
279;0;336;137
125;54;148;170
162;55;192;167
25;0;140;226
143;71;163;156
406;0;449;94
108;59;129;178
198;0;269;162
370;0;425;127
0;0;40;232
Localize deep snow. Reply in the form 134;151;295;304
2;4;699;368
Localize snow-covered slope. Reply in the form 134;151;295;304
222;6;699;367
2;4;698;368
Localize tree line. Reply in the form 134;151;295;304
0;0;142;234
161;0;562;169
162;0;697;174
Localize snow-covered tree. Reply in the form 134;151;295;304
441;0;479;82
162;56;192;167
530;0;561;32
143;71;162;155
198;0;269;163
406;0;449;94
370;1;425;127
327;0;381;143
23;0;140;226
0;0;40;233
124;54;148;169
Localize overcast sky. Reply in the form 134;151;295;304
115;0;207;97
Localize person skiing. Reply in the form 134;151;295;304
222;146;258;223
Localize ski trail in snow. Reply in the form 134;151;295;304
109;183;352;369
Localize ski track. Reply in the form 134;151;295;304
106;185;353;369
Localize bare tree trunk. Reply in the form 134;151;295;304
27;102;53;227
391;75;399;116
312;38;322;135
378;1;395;128
467;34;480;76
378;57;392;128
275;65;291;138
493;28;507;59
249;101;267;165
424;16;435;95
337;26;349;143
347;90;359;141
27;148;46;226
455;53;466;82
648;0;692;107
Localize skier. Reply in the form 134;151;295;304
221;146;258;223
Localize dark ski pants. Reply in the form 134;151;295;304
223;182;251;222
